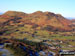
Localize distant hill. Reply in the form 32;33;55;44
66;17;75;20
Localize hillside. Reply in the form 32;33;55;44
0;11;72;29
70;19;75;31
0;11;74;39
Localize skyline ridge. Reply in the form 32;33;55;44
0;10;75;19
0;0;75;17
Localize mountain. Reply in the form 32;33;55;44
70;19;75;31
3;11;26;16
0;11;72;31
71;19;75;22
0;11;74;38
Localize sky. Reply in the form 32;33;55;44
0;0;75;18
